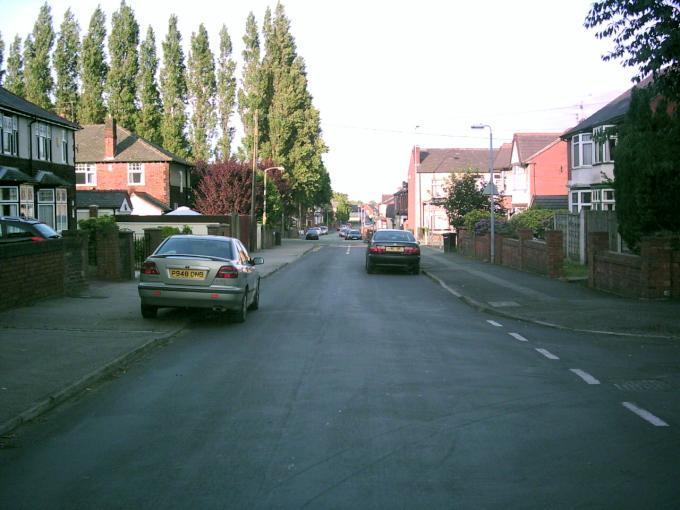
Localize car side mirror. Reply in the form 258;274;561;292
251;257;264;265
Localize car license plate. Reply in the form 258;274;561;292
169;269;206;279
386;246;404;253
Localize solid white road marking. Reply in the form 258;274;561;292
508;332;529;342
569;369;601;385
487;320;502;327
535;348;559;360
622;402;669;427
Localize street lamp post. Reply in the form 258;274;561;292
262;166;284;226
471;124;495;264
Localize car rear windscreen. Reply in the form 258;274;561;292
156;238;234;259
373;231;415;242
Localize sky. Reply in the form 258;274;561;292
0;0;637;203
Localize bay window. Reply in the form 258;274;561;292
0;186;19;216
571;133;593;168
20;185;35;218
37;189;55;228
1;114;19;156
36;123;52;161
594;126;616;164
56;188;68;231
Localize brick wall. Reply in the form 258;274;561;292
62;231;88;293
80;161;170;205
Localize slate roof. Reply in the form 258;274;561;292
531;195;568;210
76;190;131;210
561;75;653;139
76;123;190;165
0;166;35;183
494;143;512;170
418;148;495;174
0;86;79;130
514;133;561;163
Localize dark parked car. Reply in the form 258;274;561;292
305;227;321;240
345;229;362;240
138;235;263;321
365;229;420;274
0;216;61;242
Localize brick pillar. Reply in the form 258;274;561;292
96;228;121;280
587;232;609;289
207;224;221;236
518;229;532;271
545;230;564;279
640;236;673;299
144;227;164;255
118;230;135;280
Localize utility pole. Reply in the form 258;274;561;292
250;110;258;251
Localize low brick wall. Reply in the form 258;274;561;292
592;251;642;298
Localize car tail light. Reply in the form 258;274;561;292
30;236;46;242
369;245;386;253
216;265;239;279
141;261;160;275
404;246;420;255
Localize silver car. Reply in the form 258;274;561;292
138;235;263;321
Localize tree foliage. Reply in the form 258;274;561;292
137;26;162;145
53;8;80;121
79;6;108;124
4;36;24;96
333;192;351;223
585;0;680;101
215;25;237;161
443;173;503;228
24;2;54;110
160;14;189;159
106;0;139;131
0;32;4;85
187;24;216;163
614;85;680;247
237;12;264;160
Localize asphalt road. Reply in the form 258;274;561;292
1;234;679;509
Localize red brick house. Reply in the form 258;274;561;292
75;118;193;214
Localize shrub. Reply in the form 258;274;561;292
78;215;118;233
473;217;514;236
509;208;557;239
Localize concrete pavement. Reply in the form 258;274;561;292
0;239;314;436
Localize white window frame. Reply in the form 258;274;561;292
56;188;68;231
61;129;68;164
570;189;595;212
20;185;34;218
36;123;52;161
76;163;97;186
37;188;56;228
571;133;593;168
593;125;616;164
1;114;19;156
0;185;19;216
128;162;144;185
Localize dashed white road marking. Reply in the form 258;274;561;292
312;246;322;252
487;320;503;327
570;369;600;385
346;246;351;255
622;402;669;427
535;348;559;360
508;332;529;342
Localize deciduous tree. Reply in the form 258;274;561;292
54;8;80;121
4;35;24;96
24;2;54;110
237;12;264;159
107;0;139;130
187;24;216;162
79;6;108;124
137;26;162;145
0;32;5;84
215;25;237;161
442;172;503;228
160;15;189;159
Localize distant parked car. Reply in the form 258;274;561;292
365;229;420;274
319;225;329;235
305;227;321;240
138;235;263;321
0;216;61;242
345;229;362;240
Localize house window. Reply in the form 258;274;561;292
20;185;34;218
76;163;96;185
128;162;144;185
37;189;55;228
571;133;593;168
570;190;594;212
36;123;52;161
61;130;68;164
56;188;68;231
594;126;616;164
0;186;19;216
1;114;19;156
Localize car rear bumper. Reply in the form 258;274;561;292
138;283;244;309
366;253;420;267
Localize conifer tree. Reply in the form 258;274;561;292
24;3;54;110
4;36;24;96
215;25;237;161
107;0;139;130
137;26;162;145
237;12;264;159
79;6;108;124
187;24;216;162
21;35;34;98
160;15;189;159
0;32;5;85
53;8;80;121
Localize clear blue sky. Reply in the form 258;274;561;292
0;0;636;202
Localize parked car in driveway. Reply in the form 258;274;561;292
365;229;420;274
305;227;321;240
138;235;263;321
0;216;61;242
345;229;362;240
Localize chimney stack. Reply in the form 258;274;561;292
104;117;117;159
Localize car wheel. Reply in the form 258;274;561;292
365;260;374;274
141;304;157;318
248;281;260;311
233;291;248;323
411;265;420;275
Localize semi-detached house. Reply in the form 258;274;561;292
0;86;79;232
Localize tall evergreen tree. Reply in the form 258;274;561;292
4;36;23;96
24;3;54;110
187;24;216;162
160;15;189;159
0;32;5;85
137;26;162;145
79;6;108;124
215;25;237;161
21;35;34;98
237;12;264;159
106;0;139;130
53;8;80;121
